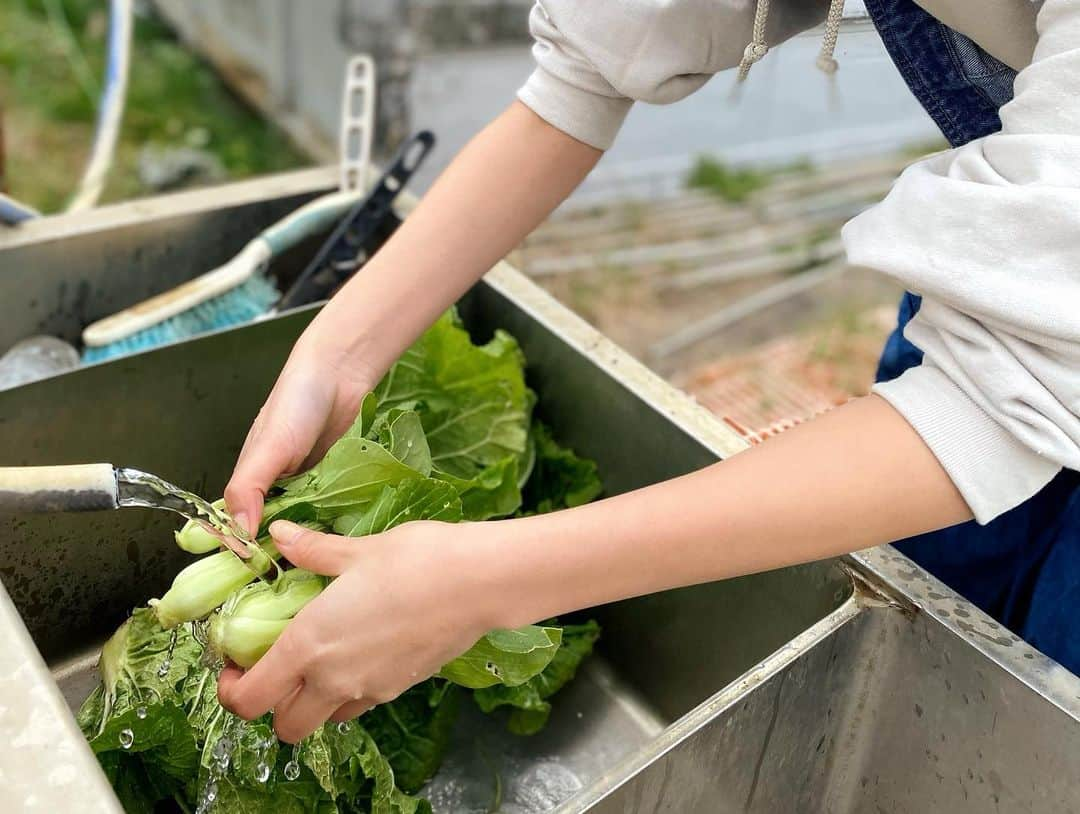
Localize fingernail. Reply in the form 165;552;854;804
234;512;251;537
269;520;302;544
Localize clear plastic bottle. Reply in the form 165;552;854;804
0;336;80;391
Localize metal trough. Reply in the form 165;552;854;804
0;171;1076;813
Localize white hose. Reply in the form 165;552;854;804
67;0;133;212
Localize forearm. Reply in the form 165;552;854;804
474;395;972;629
310;102;602;378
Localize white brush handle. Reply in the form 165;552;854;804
0;464;118;512
81;190;364;348
81;239;272;347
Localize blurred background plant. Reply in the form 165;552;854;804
0;0;308;213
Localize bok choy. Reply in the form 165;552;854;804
78;310;604;813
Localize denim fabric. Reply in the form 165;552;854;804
864;0;1014;147
866;0;1080;675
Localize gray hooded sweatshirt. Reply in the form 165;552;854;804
517;0;1079;525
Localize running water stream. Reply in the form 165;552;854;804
115;467;274;580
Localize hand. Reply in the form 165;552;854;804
217;520;497;744
224;323;380;536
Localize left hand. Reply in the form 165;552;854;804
217;519;499;743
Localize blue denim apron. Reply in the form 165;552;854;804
864;0;1080;674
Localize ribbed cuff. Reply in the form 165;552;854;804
517;67;632;151
872;364;1060;525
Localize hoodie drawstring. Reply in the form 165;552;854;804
736;0;772;82
817;0;846;75
736;0;847;83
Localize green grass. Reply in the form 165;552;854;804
0;0;309;213
685;154;820;205
686;156;771;203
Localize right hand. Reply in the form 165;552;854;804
224;326;379;536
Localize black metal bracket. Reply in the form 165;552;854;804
277;130;436;310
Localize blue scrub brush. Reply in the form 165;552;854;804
81;56;381;363
80;190;364;362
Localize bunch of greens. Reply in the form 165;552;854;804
79;311;604;813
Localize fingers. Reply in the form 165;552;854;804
273;683;342;744
329;700;375;723
225;372;335;535
225;417;304;536
217;634;305;721
270;521;356;577
216;662;245;710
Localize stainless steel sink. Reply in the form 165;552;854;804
0;170;1076;813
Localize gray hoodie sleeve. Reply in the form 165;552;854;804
849;0;1080;523
517;0;828;149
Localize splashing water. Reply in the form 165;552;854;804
196;717;243;814
195;781;218;814
157;628;180;680
115;467;278;582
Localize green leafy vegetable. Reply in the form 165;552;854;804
333;479;462;538
363;681;460;794
77;610;203;811
520;423;603;515
376;312;531;481
209;569;327;668
150;541;279;628
439;626;563;689
81;311;605;812
474;621;601;735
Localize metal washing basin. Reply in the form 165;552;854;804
0;171;1076;812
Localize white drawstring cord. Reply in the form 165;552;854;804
816;0;847;75
736;0;847;87
736;0;772;83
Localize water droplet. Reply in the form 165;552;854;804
119;729;134;749
205;782;218;803
337;722;349;734
255;762;271;783
406;440;414;448
443;502;451;509
135;706;147;719
157;660;171;678
284;760;301;781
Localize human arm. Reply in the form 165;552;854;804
218;394;971;743
224;0;831;532
845;0;1080;523
224;102;602;534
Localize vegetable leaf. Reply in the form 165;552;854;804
439;626;562;689
376;311;532;481
263;437;425;527
333;479;462;537
474;621;600;735
364;681;460;794
520;423;603;515
434;454;522;521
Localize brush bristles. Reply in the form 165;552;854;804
81;275;279;363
